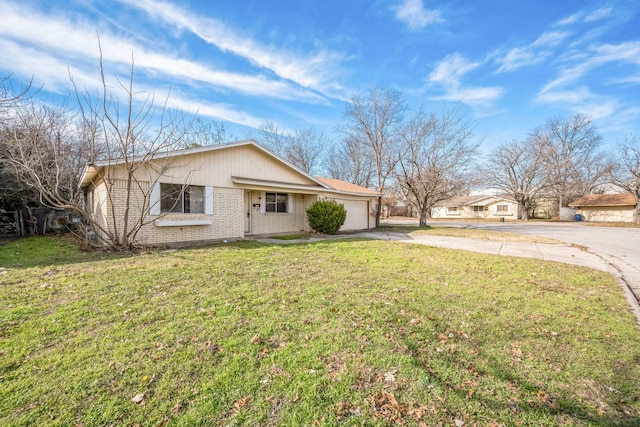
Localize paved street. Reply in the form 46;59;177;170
467;221;640;268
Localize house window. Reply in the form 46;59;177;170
447;206;457;213
160;184;205;214
473;205;484;212
497;204;509;212
265;192;288;213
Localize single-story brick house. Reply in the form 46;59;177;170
568;193;638;222
431;195;519;220
79;139;379;246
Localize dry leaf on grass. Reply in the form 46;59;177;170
131;393;145;404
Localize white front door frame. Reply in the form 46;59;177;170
244;190;252;235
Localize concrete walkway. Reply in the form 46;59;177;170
257;230;640;325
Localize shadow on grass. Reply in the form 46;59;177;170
0;236;130;271
378;225;432;233
400;333;640;426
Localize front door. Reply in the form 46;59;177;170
244;190;251;234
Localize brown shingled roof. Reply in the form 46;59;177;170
316;177;380;196
569;193;637;207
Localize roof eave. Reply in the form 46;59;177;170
231;176;379;197
79;164;100;190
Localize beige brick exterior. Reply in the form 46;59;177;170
248;191;313;235
81;141;377;247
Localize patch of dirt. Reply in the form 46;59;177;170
570;243;589;251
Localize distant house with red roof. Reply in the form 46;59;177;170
569;194;638;223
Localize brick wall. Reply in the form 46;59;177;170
94;180;244;247
250;192;307;235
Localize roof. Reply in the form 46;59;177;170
434;195;516;207
569;193;637;207
316;177;379;196
79;139;327;189
78;139;379;198
231;176;378;197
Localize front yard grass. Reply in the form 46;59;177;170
1;237;639;426
380;225;561;244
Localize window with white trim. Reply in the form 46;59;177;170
496;204;509;212
473;205;484;212
265;192;288;213
160;184;205;214
447;206;458;213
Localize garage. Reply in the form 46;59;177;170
334;198;371;231
569;194;637;223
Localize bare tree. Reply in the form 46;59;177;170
182;117;232;147
483;138;547;220
326;136;375;188
610;134;640;223
4;104;88;208
533;114;605;213
254;120;290;156
395;107;478;227
0;74;33;111
286;127;326;176
0;76;41;214
5;44;192;248
253;120;326;175
339;86;406;227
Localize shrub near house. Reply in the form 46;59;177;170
306;200;347;234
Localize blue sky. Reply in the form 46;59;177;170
1;0;639;153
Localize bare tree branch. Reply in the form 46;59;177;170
532;114;606;212
610;134;640;223
338;86;406;227
395;107;478;226
483;139;547;220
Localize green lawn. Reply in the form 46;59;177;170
380;225;562;244
1;237;639;426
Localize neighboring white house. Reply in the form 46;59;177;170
431;195;519;220
79;139;379;247
569;193;638;222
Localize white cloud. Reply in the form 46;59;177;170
116;0;346;96
531;31;570;48
394;0;443;31
536;41;640;119
0;2;325;103
591;41;640;64
495;47;545;73
495;31;570;73
428;53;502;107
536;86;618;120
541;41;640;92
429;86;504;106
165;94;264;128
536;86;596;105
585;7;613;22
556;6;613;26
612;76;640;85
429;53;480;85
556;12;582;26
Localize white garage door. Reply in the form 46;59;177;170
335;199;369;231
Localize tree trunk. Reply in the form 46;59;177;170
375;195;382;228
419;208;429;227
519;202;529;221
